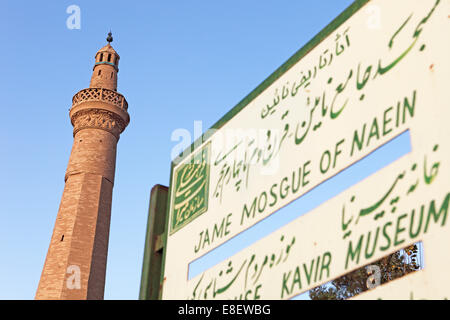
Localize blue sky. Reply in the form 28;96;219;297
0;0;355;299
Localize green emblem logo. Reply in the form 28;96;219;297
170;143;210;234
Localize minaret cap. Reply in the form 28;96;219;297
107;31;113;44
90;32;120;90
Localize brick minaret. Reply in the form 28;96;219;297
36;33;129;300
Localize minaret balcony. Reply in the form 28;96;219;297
72;87;128;111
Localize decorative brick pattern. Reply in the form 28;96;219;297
72;88;128;111
71;109;126;140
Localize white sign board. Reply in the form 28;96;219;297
161;0;450;300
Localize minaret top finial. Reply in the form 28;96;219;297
106;31;113;44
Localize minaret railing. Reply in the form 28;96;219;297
72;87;128;111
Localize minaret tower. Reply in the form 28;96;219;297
36;33;129;300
